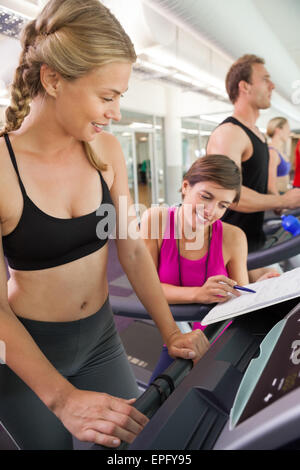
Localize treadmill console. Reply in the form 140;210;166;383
215;302;300;450
231;304;300;427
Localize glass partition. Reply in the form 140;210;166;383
112;130;137;203
111;111;166;211
181;117;218;172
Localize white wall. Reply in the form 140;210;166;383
121;74;167;116
179;91;232;118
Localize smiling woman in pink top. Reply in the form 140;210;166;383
141;154;279;380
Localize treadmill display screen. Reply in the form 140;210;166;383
237;308;300;425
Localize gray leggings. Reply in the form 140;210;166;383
0;297;139;450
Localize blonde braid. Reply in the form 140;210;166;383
0;69;31;137
0;20;37;137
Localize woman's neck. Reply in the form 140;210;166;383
270;135;284;152
12;95;78;159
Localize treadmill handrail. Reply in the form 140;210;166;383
264;208;300;223
109;293;213;321
247;233;300;270
91;358;193;451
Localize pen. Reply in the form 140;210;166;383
234;285;256;293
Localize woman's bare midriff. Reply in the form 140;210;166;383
7;247;109;322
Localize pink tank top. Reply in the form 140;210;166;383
158;207;228;330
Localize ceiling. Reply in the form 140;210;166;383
0;0;300;129
144;0;300;99
142;0;300;127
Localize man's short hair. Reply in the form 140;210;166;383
226;54;265;104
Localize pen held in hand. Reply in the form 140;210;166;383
233;285;256;294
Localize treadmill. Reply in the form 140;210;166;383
3;228;300;450
110;224;300;390
126;299;300;450
260;208;300;271
93;232;300;450
91;296;300;451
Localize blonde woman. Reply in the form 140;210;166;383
0;0;208;450
267;117;291;194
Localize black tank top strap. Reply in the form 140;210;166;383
98;167;108;190
97;168;112;204
221;116;267;144
4;133;27;196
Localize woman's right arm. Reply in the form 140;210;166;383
0;225;148;447
268;148;280;195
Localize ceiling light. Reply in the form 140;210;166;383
200;131;212;136
206;86;228;98
200;113;232;124
0;6;30;39
144;48;225;89
173;73;193;84
129;122;153;129
181;128;199;135
172;73;207;90
135;59;170;76
135;54;227;100
190;79;207;89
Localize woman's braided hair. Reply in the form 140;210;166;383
1;0;136;170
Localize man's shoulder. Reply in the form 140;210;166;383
210;117;249;140
207;117;250;163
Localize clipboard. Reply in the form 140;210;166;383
201;267;300;326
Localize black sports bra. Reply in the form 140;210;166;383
2;133;115;271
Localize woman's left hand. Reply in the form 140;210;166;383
165;329;210;364
257;269;281;282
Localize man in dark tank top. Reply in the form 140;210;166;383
207;54;300;279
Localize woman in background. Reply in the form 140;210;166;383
267;117;291;194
